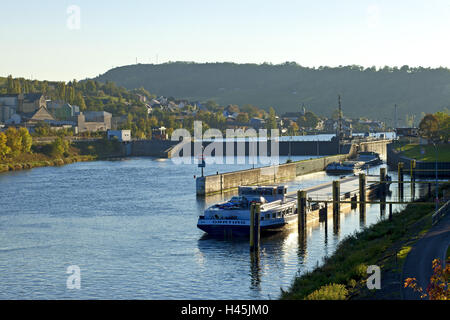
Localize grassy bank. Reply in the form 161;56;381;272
395;143;450;162
281;184;449;300
0;139;123;173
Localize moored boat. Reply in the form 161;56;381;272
356;152;382;168
197;185;297;237
325;161;365;175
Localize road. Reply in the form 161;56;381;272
402;210;450;300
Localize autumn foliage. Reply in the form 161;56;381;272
404;258;450;300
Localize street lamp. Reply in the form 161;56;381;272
431;141;439;213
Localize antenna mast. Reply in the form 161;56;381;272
337;95;343;153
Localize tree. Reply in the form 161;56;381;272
434;111;450;143
418;114;439;142
50;137;69;157
226;104;240;114
332;108;343;120
85;80;97;95
74;92;87;111
0;132;11;158
265;107;278;130
298;111;320;129
18;127;32;153
236;112;249;124
6;75;14;94
289;122;299;136
5;127;22;157
241;104;260;118
57;82;66;100
404;258;449;300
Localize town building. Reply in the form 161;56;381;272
107;129;131;142
22;107;55;125
0;93;46;123
395;127;419;137
47;101;80;120
76;111;112;133
152;126;168;140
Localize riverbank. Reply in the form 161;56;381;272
281;183;450;300
0;139;123;173
394;142;450;162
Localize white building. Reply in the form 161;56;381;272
107;130;131;142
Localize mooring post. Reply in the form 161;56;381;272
380;168;386;216
332;180;340;232
350;194;357;210
359;173;366;217
250;203;255;251
398;162;404;200
411;160;416;200
254;203;261;252
380;168;386;196
297;190;307;230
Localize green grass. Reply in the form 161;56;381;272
395;143;450;162
280;191;445;300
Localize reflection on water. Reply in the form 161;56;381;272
0;155;424;299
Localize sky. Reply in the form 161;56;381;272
1;0;450;81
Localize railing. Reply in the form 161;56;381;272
432;200;450;225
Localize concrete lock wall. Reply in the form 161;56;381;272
196;140;388;196
359;140;388;160
127;140;179;157
197;153;349;196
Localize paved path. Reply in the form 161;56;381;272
402;211;450;300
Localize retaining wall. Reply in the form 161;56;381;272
197;154;349;196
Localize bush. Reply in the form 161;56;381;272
305;283;348;300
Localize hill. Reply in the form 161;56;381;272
93;62;450;125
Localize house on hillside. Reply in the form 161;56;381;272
149;99;161;108
47;101;80;120
281;112;303;122
0;93;47;123
136;94;147;103
250;117;266;129
22;106;55;125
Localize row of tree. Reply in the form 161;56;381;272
0;127;32;159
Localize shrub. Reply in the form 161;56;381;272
304;283;348;300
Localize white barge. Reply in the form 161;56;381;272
197;186;297;237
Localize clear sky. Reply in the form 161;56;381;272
1;0;450;81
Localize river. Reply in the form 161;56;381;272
0;142;420;300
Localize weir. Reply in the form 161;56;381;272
117;136;390;159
